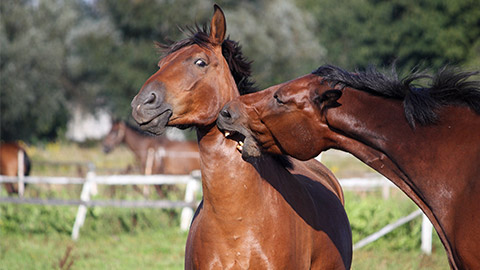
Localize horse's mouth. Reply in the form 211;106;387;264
219;127;262;160
135;109;173;135
222;130;247;151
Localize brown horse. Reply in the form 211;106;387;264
218;65;480;269
102;120;200;175
0;142;31;195
131;5;352;269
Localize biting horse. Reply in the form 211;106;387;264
131;6;352;269
218;65;480;269
0;142;31;195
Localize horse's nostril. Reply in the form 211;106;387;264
220;109;232;119
144;92;157;105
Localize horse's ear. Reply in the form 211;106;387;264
313;89;342;109
210;4;226;45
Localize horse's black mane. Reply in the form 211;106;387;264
157;25;257;95
313;65;480;127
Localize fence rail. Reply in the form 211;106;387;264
0;170;432;252
0;170;201;240
0;197;198;208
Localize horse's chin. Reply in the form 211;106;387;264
241;137;262;160
136;110;172;135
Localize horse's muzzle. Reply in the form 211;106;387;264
131;81;172;135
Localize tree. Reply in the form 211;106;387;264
0;0;79;141
296;0;480;73
78;0;214;118
225;0;326;87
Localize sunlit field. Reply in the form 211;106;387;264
0;142;449;269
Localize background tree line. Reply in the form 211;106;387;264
1;0;479;142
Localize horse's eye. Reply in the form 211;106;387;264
274;94;284;105
194;59;207;67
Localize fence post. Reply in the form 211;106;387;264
71;164;95;240
421;213;433;254
381;181;390;199
180;171;201;231
88;163;98;196
17;149;25;197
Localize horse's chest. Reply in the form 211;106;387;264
188;225;299;269
190;245;288;270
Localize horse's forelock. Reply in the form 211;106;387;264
157;25;257;95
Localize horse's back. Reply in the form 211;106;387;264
0;142;31;194
289;157;345;205
156;139;201;175
0;142;28;176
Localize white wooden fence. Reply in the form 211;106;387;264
0;168;201;240
1;160;432;252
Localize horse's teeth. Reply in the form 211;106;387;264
238;141;244;146
236;144;243;151
224;131;230;137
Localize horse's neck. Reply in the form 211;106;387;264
196;125;266;219
328;89;480;268
330;88;478;183
329;89;443;192
123;127;154;161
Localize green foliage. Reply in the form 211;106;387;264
0;190;434;252
2;0;478;142
345;191;423;250
0;0;75;141
0;203;179;236
224;0;326;87
0;191;448;269
1;204;75;235
296;0;480;73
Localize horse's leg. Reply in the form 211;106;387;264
3;183;17;195
154;185;166;198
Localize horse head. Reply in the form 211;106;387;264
102;120;127;153
131;5;243;135
218;73;341;160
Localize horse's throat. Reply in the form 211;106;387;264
196;125;264;214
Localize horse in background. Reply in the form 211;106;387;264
0;142;31;195
102;120;201;195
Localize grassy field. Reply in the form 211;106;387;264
0;142;450;269
0;228;187;270
0;227;448;270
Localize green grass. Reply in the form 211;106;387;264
0;192;449;270
0;228;188;270
0;143;451;269
352;249;448;269
0;219;449;270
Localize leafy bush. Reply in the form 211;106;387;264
1;188;441;253
0;204;180;237
345;190;424;251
